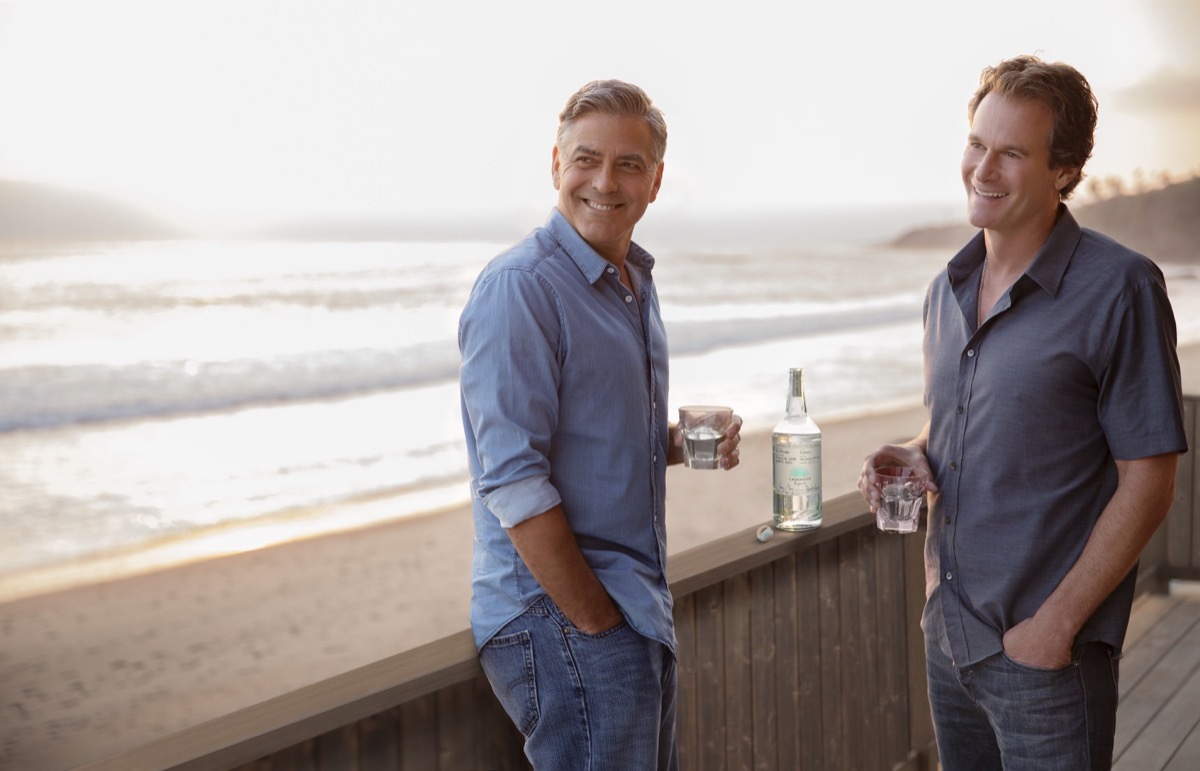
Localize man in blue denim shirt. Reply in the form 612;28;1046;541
859;57;1186;769
459;80;742;769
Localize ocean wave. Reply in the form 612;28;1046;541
0;343;461;432
0;305;928;432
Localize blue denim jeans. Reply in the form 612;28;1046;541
926;635;1119;770
479;596;679;770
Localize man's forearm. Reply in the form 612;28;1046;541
1026;453;1178;647
505;504;624;633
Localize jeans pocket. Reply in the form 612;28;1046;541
542;595;629;639
565;619;630;639
1001;651;1074;674
480;630;539;737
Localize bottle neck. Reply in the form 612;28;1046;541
786;370;808;418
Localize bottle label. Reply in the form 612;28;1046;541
773;440;821;496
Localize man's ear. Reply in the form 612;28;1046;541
1055;166;1078;193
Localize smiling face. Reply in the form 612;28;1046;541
552;112;663;265
961;93;1076;246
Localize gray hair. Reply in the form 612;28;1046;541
557;80;667;164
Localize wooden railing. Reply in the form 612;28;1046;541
1143;393;1200;587
80;395;1199;771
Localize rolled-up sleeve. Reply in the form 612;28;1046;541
459;265;564;528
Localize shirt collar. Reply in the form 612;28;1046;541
946;205;1083;298
544;208;655;285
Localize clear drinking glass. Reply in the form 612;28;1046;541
678;405;733;470
873;466;927;533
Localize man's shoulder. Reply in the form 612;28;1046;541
466;228;574;309
484;228;560;274
1076;228;1164;282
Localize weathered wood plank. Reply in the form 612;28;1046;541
796;547;824;769
903;524;936;767
1119;595;1199;702
855;529;883;771
818;540;844;769
471;675;528;770
724;572;753;770
1124;593;1184;653
772;554;801;769
1113;590;1200;706
749;562;777;770
1116;656;1200;771
696;582;727;771
436;681;478;769
875;530;907;764
314;724;356;771
837;533;865;771
1163;715;1200;771
1189;398;1199;572
358;708;398;771
674;595;699;769
397;694;436;770
1164;397;1194;576
1116;610;1200;765
668;497;876;598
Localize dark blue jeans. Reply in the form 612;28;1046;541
479;596;679;770
926;635;1119;770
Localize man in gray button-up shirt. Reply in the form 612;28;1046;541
859;55;1186;769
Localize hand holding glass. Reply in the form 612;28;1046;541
873;466;927;533
678;406;733;470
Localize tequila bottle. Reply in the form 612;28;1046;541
772;368;822;530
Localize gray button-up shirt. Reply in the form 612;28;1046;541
922;206;1187;667
459;209;674;652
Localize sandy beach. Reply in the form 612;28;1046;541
2;346;1198;770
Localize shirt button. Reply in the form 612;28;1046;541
945;572;953;580
625;296;633;303
607;266;615;274
956;405;964;414
950;462;957;470
967;349;975;358
944;516;951;524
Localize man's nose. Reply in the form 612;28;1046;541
975;151;1000;181
590;163;618;193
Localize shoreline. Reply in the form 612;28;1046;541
2;345;1197;769
0;396;932;606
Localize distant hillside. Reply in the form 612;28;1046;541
890;176;1200;263
0;179;181;240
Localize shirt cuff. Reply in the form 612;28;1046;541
483;475;562;529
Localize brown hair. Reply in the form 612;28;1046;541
967;55;1098;199
557;80;667;165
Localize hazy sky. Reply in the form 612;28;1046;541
1;0;1197;232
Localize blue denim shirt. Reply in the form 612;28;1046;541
459;209;674;652
921;206;1187;667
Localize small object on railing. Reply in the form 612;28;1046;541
756;525;774;542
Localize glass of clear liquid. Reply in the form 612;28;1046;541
678;405;733;469
873;466;927;533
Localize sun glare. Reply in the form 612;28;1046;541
0;0;1192;231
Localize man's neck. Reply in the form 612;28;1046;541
981;205;1061;279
